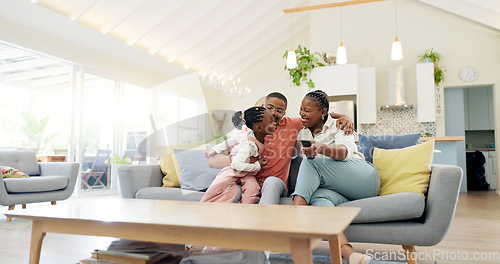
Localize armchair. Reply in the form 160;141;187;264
0;150;79;221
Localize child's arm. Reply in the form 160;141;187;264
208;133;240;156
231;141;261;172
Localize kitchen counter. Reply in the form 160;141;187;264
466;148;495;152
420;136;465;142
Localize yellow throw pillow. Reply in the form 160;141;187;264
373;139;435;197
157;146;181;187
156;142;207;188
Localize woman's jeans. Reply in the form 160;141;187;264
292;156;380;206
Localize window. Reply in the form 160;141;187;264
156;90;203;145
0;41;72;155
122;83;151;164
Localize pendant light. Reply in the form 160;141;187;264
286;10;297;69
336;3;347;65
391;0;403;61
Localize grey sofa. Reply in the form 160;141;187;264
1;150;79;221
118;156;462;264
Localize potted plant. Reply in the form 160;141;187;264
283;45;325;88
20;111;59;154
105;154;132;167
418;48;446;85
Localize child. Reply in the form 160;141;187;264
204;110;248;158
201;106;276;204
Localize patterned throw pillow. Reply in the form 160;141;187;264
1;166;29;178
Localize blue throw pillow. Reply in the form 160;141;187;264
358;134;421;163
174;149;222;192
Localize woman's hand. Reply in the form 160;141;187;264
258;156;268;167
302;140;324;158
204;149;217;158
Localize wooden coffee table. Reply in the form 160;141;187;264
5;198;359;264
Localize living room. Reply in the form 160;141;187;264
0;0;499;264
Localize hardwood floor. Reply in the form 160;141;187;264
0;191;498;264
315;190;500;264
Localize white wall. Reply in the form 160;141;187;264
308;0;500;138
226;0;500;189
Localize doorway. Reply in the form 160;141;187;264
444;85;497;192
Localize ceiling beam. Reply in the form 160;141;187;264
0;58;57;73
137;0;224;56
4;65;71;82
283;0;386;13
189;0;308;73
0;49;32;60
222;15;309;77
164;0;256;65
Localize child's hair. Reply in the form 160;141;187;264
266;92;287;105
244;106;266;130
232;111;243;130
305;90;329;110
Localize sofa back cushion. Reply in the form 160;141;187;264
174;149;221;192
358;133;421;163
0;150;40;176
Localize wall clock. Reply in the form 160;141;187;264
459;65;478;82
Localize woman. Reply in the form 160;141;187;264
292;90;380;264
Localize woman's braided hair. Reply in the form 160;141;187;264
305;90;329;110
244;106;266;130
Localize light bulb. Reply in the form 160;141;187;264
286;49;297;69
336;42;347;65
391;37;403;61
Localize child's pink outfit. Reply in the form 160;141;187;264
201;133;264;204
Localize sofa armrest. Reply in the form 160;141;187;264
423;164;463;244
39;162;79;192
118;165;164;198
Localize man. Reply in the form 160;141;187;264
209;92;354;204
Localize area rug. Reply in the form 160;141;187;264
268;253;405;264
0;218;32;230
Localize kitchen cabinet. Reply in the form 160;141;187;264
416;63;435;122
478;151;497;190
488;151;497;190
358;67;376;124
310;64;359;96
465;87;494;130
488;87;495;129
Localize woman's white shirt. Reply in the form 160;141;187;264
297;115;364;161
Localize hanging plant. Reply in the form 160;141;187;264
283;45;325;88
418;48;446;86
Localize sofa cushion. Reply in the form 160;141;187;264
338;192;425;223
0;150;40;176
4;175;68;193
174;149;221;192
358;134;421;163
136;187;205;202
374;140;435;197
157;146;181;188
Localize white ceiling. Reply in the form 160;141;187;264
29;0;310;79
418;0;500;31
1;0;498;91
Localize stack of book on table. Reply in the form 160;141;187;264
79;240;185;264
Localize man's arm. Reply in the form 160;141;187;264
330;112;354;135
